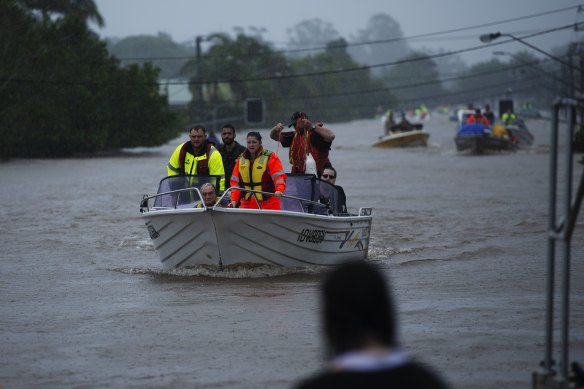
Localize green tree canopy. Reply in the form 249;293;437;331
0;0;179;158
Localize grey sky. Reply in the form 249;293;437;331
93;0;583;65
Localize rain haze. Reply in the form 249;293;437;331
93;0;584;65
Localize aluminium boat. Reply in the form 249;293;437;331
140;174;372;269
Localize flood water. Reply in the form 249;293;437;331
1;113;583;388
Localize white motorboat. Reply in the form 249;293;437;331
140;174;372;269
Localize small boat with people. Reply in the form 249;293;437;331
140;174;372;269
374;115;428;148
454;122;517;154
373;128;429;148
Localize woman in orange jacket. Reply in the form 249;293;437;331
229;131;287;210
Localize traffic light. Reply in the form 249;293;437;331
245;98;264;124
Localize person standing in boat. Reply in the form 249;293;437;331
466;109;489;127
270;111;335;176
502;108;517;126
229;131;287;210
167;125;226;191
292;260;449;389
216;124;246;189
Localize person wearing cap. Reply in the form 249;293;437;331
229;131;287;210
270;111;335;176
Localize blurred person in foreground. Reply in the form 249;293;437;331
293;260;449;389
229;131;286;210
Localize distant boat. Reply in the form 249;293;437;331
373;129;429;148
454;123;517;154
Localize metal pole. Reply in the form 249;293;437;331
559;105;575;382
544;101;560;374
196;36;204;103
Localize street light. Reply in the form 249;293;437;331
480;32;576;70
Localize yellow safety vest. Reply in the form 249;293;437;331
238;150;272;201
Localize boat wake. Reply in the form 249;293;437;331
111;263;328;279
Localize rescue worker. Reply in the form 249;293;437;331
270;111;335;176
229;131;287;210
467;108;489;126
502;109;517;125
167;125;226;191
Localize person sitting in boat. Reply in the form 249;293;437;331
196;183;227;208
229;131;287;210
319;165;347;214
383;110;396;136
167;125;226;191
393;115;412;132
484;104;495;124
270;111;335;176
502;109;517;125
466;109;489;126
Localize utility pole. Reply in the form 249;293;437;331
195;35;204;103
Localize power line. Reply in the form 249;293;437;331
114;5;580;62
3;23;578;91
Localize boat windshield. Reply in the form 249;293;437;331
282;174;344;215
153;175;221;209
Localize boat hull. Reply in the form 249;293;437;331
142;207;372;269
373;130;429;148
454;135;516;154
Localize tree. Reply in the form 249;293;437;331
382;52;444;108
348;14;410;76
180;32;291;125
0;0;179;158
109;33;193;79
285;18;342;58
17;0;104;27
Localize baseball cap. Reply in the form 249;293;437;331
288;111;307;128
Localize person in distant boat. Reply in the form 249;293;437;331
396;115;412;132
502;109;517;126
383;110;396;136
167;125;226;191
483;104;495;124
466;109;489;126
292;260;449;389
319;165;347;214
216;124;246;189
229;131;287;210
270;111;335;176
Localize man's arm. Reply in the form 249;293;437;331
270;123;285;141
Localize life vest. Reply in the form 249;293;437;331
238;149;276;201
289;130;329;174
502;113;516;125
178;141;213;175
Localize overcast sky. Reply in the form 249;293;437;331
92;0;583;65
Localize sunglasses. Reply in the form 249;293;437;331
321;174;335;179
